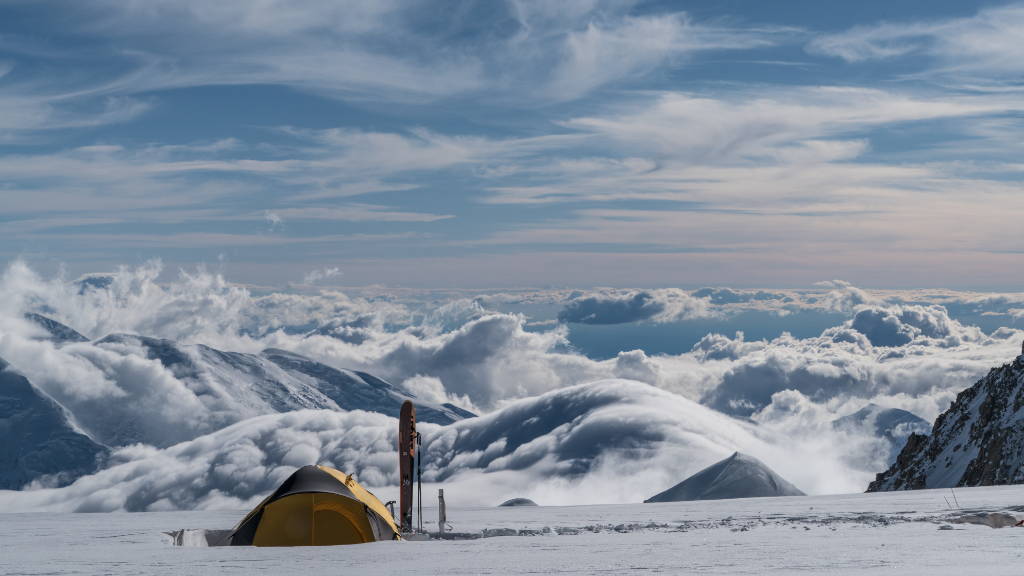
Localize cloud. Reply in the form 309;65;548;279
399;374;479;415
702;305;1008;418
816;280;877;314
67;1;485;100
560;88;1006;166
611;349;660;384
4;4;1024;289
3;261;1024;510
0;379;868;511
0;87;151;141
12;1;775;105
364;313;597;409
266;205;454;223
807;22;933;63
845;304;984;348
0;127;558;264
690;332;765;362
0;259;411;346
546;14;778;100
808;3;1024;87
0;128;530;214
558;289;715;324
691;287;787;305
301;267;341;286
264;211;283;231
464;85;1024;285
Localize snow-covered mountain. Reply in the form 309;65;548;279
421;379;775;487
833;404;930;465
0;358;107;490
645;452;805;502
0;325;475;494
3;317;474;455
94;334;473;434
868;353;1024;491
24;313;89;344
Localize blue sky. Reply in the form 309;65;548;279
2;0;1023;288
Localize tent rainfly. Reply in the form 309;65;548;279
229;465;401;546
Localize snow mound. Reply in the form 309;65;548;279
499;498;538;507
645;452;805;502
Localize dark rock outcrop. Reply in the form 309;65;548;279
868;354;1024;491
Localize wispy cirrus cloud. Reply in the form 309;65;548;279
466;85;1024;276
10;0;778;105
545;13;786;101
808;3;1024;89
3;1;1024;287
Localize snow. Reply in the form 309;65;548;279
645;452;805;502
24;313;89;344
4;485;1024;575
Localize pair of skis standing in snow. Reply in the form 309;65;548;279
398;400;422;535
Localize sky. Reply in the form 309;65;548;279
2;0;1023;288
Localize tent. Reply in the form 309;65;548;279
229;465;401;546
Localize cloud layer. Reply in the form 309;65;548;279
558;289;715;324
0;379;858;512
1;261;1022;509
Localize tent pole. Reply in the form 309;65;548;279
416;432;423;533
438;489;446;536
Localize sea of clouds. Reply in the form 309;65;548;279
0;260;1022;511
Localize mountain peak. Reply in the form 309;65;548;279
24;313;89;343
645;451;804;503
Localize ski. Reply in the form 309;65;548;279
398;400;417;533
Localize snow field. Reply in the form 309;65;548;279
4;485;1024;575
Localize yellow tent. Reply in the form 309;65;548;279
228;465;401;546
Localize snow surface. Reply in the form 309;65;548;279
4;486;1024;575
